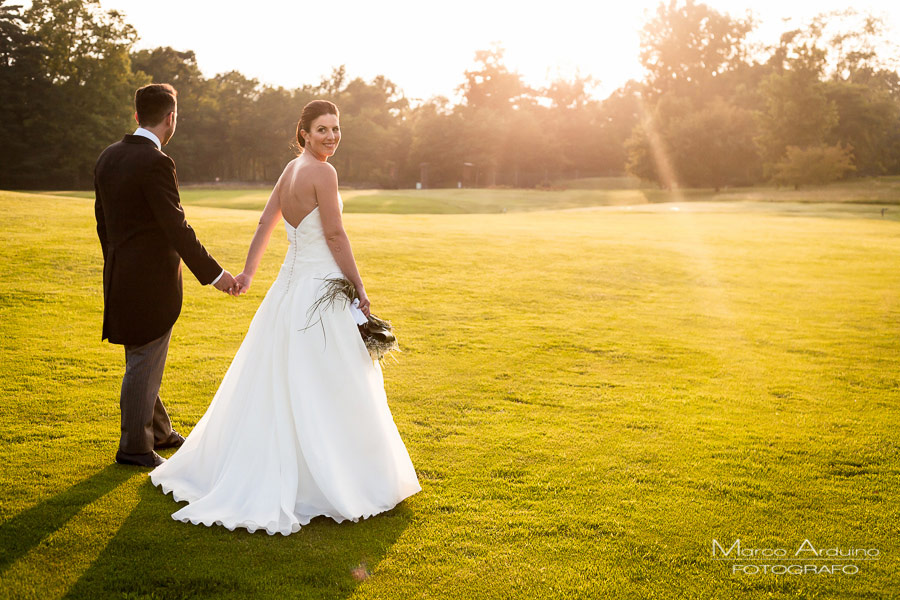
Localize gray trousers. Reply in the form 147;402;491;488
119;327;175;454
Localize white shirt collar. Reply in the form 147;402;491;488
133;127;161;150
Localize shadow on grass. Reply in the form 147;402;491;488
0;464;134;575
62;477;415;599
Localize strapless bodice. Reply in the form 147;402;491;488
278;196;343;283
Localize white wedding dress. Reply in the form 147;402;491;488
149;194;421;535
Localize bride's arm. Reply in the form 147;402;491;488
234;178;284;294
315;163;370;316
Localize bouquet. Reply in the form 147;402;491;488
305;277;400;363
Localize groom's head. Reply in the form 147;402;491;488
134;83;178;145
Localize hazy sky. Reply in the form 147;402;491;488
93;0;900;104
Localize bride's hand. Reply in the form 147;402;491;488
357;294;371;318
234;272;252;295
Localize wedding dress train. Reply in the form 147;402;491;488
149;195;421;535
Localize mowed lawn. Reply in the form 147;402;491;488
0;189;898;599
32;186;652;214
36;174;900;216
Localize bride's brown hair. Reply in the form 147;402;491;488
296;100;340;153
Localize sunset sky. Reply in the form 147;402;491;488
94;0;900;105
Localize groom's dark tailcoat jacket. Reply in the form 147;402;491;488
94;135;222;346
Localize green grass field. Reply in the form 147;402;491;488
32;175;900;216
1;186;898;599
31;186;656;213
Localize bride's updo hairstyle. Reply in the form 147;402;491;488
296;100;340;153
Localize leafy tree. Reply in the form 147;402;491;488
497;106;547;186
772;144;855;188
667;97;760;189
316;64;347;96
458;45;533;111
756;43;838;175
5;0;900;190
132;47;205;94
329;74;410;186
407;100;465;187
625;121;660;186
544;72;598;110
252;86;305;181
0;1;49;188
211;71;261;181
629;1;764;188
588;82;642;176
826;80;900;175
769;9;899;82
23;0;147;187
132;47;217;180
639;0;754;100
626;94;760;189
0;0;145;187
539;74;632;179
453;46;536;186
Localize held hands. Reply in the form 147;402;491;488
213;270;237;295
233;272;252;296
214;270;352;304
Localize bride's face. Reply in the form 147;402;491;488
303;114;340;158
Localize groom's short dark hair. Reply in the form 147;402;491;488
135;83;177;127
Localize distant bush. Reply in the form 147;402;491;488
773;144;856;189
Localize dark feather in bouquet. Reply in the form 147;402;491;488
305;277;400;363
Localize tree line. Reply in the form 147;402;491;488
2;0;900;190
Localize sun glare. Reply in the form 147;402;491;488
35;0;900;101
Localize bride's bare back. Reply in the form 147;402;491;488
233;107;369;317
276;157;322;229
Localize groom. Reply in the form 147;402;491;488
94;83;236;468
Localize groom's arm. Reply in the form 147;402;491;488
94;168;108;260
143;154;223;285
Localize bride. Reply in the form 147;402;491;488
149;100;421;535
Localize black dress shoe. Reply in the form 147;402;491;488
115;449;166;467
155;430;185;450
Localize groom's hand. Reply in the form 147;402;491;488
214;270;236;294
